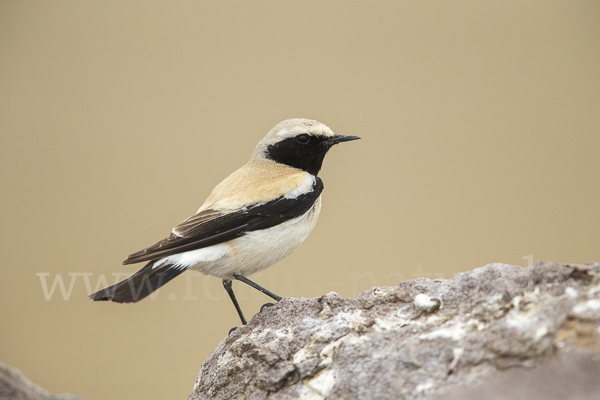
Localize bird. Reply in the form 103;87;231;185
89;118;360;325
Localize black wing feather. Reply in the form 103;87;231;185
123;177;323;265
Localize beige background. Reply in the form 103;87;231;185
1;1;599;399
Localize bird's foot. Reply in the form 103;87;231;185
228;327;238;335
260;302;276;312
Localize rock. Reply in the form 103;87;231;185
188;262;600;400
442;352;600;400
0;362;83;400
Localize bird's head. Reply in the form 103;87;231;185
252;118;360;175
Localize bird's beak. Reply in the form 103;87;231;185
327;134;361;144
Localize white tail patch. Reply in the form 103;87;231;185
154;243;230;269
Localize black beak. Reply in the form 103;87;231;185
327;134;361;144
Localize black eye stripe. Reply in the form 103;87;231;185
265;134;331;175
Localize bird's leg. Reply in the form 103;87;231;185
233;273;282;302
222;279;247;326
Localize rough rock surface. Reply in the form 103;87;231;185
189;262;600;400
0;362;83;400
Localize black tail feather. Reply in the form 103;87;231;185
89;261;186;303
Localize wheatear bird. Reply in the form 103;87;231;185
90;118;359;325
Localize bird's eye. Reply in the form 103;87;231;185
297;134;310;144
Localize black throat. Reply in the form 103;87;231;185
265;135;333;175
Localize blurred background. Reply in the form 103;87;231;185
1;1;599;399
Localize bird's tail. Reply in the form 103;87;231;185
89;260;187;303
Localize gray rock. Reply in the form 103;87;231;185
188;262;600;400
0;362;83;400
442;352;600;400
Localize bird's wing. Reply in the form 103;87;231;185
122;177;323;265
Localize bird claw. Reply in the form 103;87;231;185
228;327;238;335
260;302;276;312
